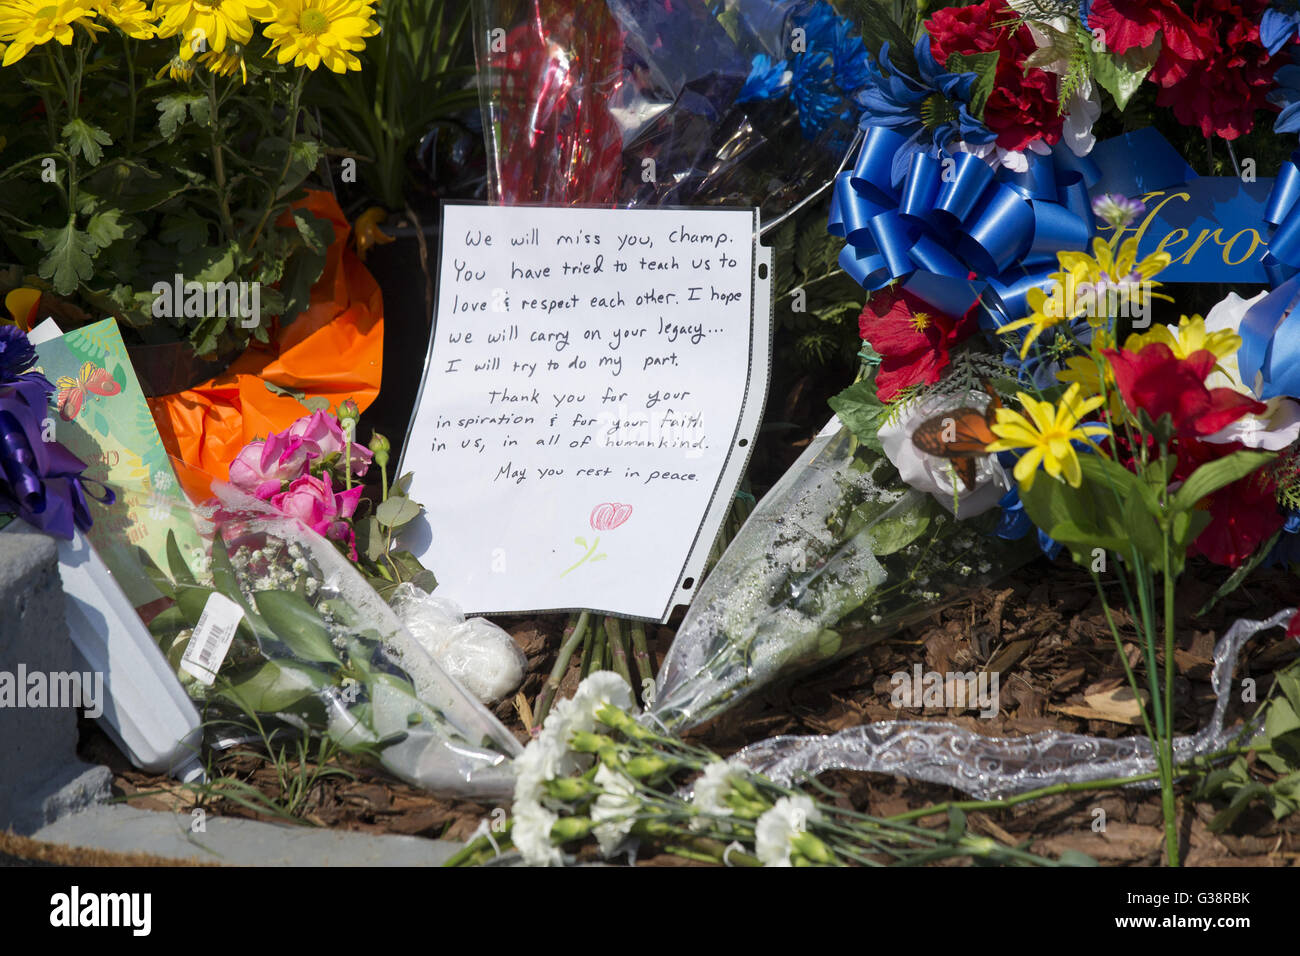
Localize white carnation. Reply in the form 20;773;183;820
591;764;639;857
512;800;563;867
754;795;821;867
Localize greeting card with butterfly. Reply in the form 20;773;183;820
29;317;202;605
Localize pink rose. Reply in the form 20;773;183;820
287;410;373;477
228;431;312;499
270;472;364;558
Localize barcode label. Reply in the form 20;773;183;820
179;592;244;686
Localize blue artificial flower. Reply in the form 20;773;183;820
789;48;846;139
854;36;996;183
0;324;37;383
993;477;1064;560
1001;317;1093;390
794;1;839;52
830;17;872;93
736;54;792;104
1264;509;1300;566
1262;5;1300;56
1270;49;1300;135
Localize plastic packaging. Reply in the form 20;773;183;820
472;0;867;217
114;483;522;798
729;609;1291;800
389;583;527;704
649;416;1038;732
7;521;205;782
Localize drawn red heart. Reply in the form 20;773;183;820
590;502;633;531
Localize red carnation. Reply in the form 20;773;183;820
925;0;1063;151
860;289;972;402
1093;0;1277;139
1103;343;1266;438
1087;0;1206;62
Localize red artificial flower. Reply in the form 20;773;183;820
1287;609;1300;641
860;289;972;402
1103;343;1266;438
1189;453;1284;567
925;0;1062;151
1093;0;1277;139
1087;0;1205;62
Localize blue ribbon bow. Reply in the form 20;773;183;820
828;127;1096;324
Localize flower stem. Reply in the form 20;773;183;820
535;612;588;724
605;617;633;686
629;621;654;700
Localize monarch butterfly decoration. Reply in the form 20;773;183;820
909;384;1002;491
56;361;122;421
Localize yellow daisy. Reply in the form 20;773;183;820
261;0;378;73
153;0;271;59
199;42;247;83
95;0;156;38
985;383;1110;491
1122;313;1240;363
155;49;196;81
0;1;104;66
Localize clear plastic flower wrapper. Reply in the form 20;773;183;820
115;484;522;798
471;0;870;215
650;411;1040;733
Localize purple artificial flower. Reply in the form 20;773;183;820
0;324;37;382
1091;193;1146;229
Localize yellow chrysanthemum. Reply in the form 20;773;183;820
985;383;1110;491
155;50;196;81
199;43;246;82
153;0;271;59
262;0;378;73
0;1;104;66
1122;313;1240;363
95;0;155;38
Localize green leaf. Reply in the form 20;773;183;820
944;51;999;121
157;93;197;140
253;590;341;665
159;215;209;253
375;495;421;530
1276;666;1300;718
61;118;112;165
865;498;932;556
1196;531;1280;616
1266;698;1300;744
847;0;917;79
1171;450;1275;514
828;379;888;454
32;219;96;294
291;207;334;255
1018;455;1140;562
218;659;331;715
1120;492;1164;567
86;209;126;249
166;529;196;585
1056;849;1099;867
1090;37;1160;111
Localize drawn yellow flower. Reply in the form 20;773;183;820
0;1;104;66
261;0;378;73
153;0;271;59
985;383;1110;491
94;0;156;38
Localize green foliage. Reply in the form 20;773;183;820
772;196;865;373
0;32;337;358
306;0;478;211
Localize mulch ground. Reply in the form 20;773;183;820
62;373;1300;865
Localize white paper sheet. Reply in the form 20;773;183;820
400;204;771;620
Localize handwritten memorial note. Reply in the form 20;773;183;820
400;204;770;620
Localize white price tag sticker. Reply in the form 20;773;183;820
179;591;244;686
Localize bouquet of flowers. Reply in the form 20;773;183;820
471;0;874;216
446;672;1085;866
649;0;1300;866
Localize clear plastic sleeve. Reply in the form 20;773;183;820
111;482;522;799
649;418;1039;732
472;0;862;216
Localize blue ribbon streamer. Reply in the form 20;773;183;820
1237;150;1300;399
829;128;1096;324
